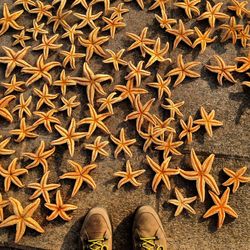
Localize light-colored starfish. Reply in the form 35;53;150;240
71;0;88;9
203;187;238;228
62;24;83;44
30;0;52;22
0;95;16;123
102;16;126;39
149;0;169;13
60;160;97;197
58;96;80;117
179;148;220;202
110;128;136;158
0;193;9;221
228;0;249;18
28;171;60;203
168;188;197;216
14;0;36;11
27;20;48;41
161;98;184;118
12;30;31;48
155;11;176;30
237;25;250;48
0;137;15;155
12;93;32;119
103;49;127;71
97;92;120;114
0;198;44;243
110;3;129;19
235;54;250;73
1;75;25;95
174;0;200;19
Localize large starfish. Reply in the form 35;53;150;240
228;0;249;18
174;0;200;19
102;16;126;39
97;92;120;114
237;24;250;48
161;98;184;118
1;74;25;95
155;11;176;30
179;148;220;202
58;96;80;117
0;95;16;123
103;49;127;71
0;198;44;243
0;137;15;155
14;0;36;11
30;0;52;22
0;193;9;221
27;20;48;41
62;24;83;44
235;53;250;73
12;30;31;48
12;94;32;119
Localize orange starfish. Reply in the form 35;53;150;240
58;96;80;117
174;0;201;19
237;25;250;48
149;0;169;13
0;193;9;221
71;0;89;9
103;49;127;71
155;11;176;30
12;93;32;119
110;3;129;19
97;92;120;114
0;137;15;155
27;20;48;41
62;24;83;44
235;53;250;72
228;0;249;18
1;75;25;96
161;98;184;118
30;1;52;22
0;95;16;123
12;30;31;48
152;115;176;136
102;16;126;39
14;0;36;11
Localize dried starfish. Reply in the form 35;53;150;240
51;118;86;157
168;188;197;216
28;171;60;203
45;190;77;221
155;12;176;30
179;116;200;144
62;24;83;44
0;198;44;243
0;193;9;221
149;0;169;12
223;167;250;193
205;55;237;85
0;158;28;192
110;128;136;158
174;0;201;19
146;155;179;192
102;16;126;39
143;38;171;68
71;0;88;9
23;141;55;173
73;62;113;105
12;93;32;119
84;136;109;162
192;27;217;53
125;95;155;132
33;84;58;110
30;0;52;22
10;118;38;142
103;49;127;71
27;20;48;41
179;148;220;202
237;25;250;48
125;61;150;87
147;74;171;100
60;45;85;70
235;54;250;72
126;27;155;57
228;0;249;18
110;3;129;19
12;30;31;48
0;46;30;78
0;3;24;36
22;55;61;86
0;95;16;123
58;96;80;117
114;160;145;189
203;187;238;228
78;27;109;62
0;137;15;155
33;109;61;133
197;1;229;28
97;92;120;114
161;98;184;118
14;0;36;11
60;160;97;197
1;75;25;95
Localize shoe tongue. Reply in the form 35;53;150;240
84;215;107;240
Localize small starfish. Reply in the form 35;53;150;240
74;7;102;29
0;95;16;123
0;158;28;192
149;0;169;13
153;115;176;136
0;3;24;36
103;49;127;71
60;45;85;70
223;166;250;193
10;118;38;142
146;155;179;192
155;11;176;30
27;20;48;41
114;160;145;189
51;118;86;157
0;137;15;155
194;106;223;137
84;136;109;162
179;116;200;144
102;16;126;39
125;61;150;87
12;30;31;48
179;148;220;202
97;92;120;114
23;141;55;173
71;0;88;9
78;27;109;62
53;70;76;96
30;0;52;22
0;193;9;221
168;188;197;216
33;109;61;133
110;3;129;19
12;93;32;119
197;1;229;28
110;128;136;158
126;27;155;57
33;84;58;110
143;38;171;68
161;98;184;118
166;54;200;87
60;160;97;197
28;171;60;203
235;54;250;72
58;96;80;117
14;0;36;11
203;187;238;228
155;133;183;159
166;19;194;49
45;190;77;221
0;198;44;243
0;75;25;96
228;0;249;18
205;55;237;85
125;95;155;132
22;55;61;86
62;24;83;44
174;0;201;19
73;62;113;105
0;46;30;78
237;25;250;48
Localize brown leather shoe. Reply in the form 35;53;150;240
132;206;167;250
80;207;112;249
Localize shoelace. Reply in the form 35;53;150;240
87;238;108;250
140;237;164;250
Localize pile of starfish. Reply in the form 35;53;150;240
0;0;249;244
